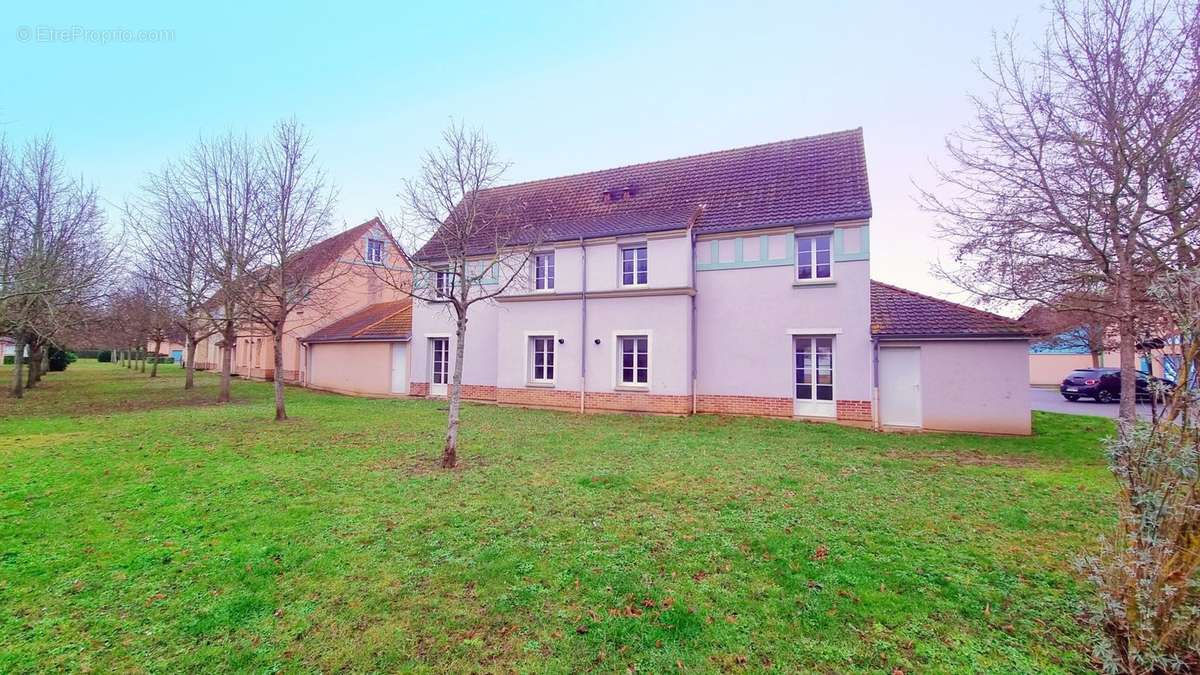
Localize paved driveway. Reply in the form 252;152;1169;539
1030;387;1154;419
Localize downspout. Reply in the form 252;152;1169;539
579;237;587;414
689;224;698;415
871;335;881;430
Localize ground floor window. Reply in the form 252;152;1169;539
431;338;449;385
529;336;555;383
795;336;833;401
618;335;649;386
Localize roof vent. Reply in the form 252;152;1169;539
602;185;637;203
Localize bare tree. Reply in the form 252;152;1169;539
239;118;337;421
922;0;1200;424
376;122;541;468
1;135;115;398
126;161;217;389
180;133;265;403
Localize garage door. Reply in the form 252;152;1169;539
879;347;922;427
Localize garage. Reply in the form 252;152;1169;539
871;282;1032;434
301;300;412;397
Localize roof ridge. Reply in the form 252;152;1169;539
479;128;865;195
871;280;1019;324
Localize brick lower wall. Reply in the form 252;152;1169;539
497;387;582;409
695;394;793;418
584;390;691;415
836;399;873;422
409;382;429;396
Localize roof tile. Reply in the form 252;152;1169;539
870;281;1030;338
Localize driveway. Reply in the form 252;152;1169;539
1030;387;1154;419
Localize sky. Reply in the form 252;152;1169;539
1;0;1047;305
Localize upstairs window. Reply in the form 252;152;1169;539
621;245;648;286
796;234;832;280
366;239;384;264
435;270;454;297
534;252;555;291
529;336;555;383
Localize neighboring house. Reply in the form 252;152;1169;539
1;337;16;358
192;218;411;385
408;129;1033;434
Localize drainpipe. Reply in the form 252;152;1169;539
689;225;698;415
871;335;881;430
579;237;587;414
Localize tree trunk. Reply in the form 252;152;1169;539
126;347;133;369
40;348;48;381
184;336;197;390
218;322;234;403
150;339;162;377
9;334;25;399
443;314;468;469
1117;280;1138;426
25;341;40;389
272;324;287;421
139;347;146;373
1091;350;1101;368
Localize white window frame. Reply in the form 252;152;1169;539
795;233;833;282
365;238;384;264
524;332;558;386
532;251;555;292
434;269;454;297
611;330;652;390
619;244;648;287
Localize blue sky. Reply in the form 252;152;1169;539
2;0;1044;300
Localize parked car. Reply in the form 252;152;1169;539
1060;368;1175;403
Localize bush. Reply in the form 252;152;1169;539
2;355;12;365
97;350;112;363
75;349;102;359
47;347;75;372
1078;271;1200;673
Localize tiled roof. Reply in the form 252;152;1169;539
870;281;1031;338
416;128;872;259
302;300;412;343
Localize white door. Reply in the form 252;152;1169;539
879;347;922;427
794;336;836;418
430;338;449;396
390;343;408;394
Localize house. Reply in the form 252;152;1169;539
408;129;1033;434
192;218;412;390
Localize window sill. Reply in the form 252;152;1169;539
614;385;650;392
793;279;836;288
526;381;556;388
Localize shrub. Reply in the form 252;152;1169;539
97;350;112;363
1079;270;1200;673
2;355;12;365
47;347;74;372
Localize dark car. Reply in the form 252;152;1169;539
1060;368;1175;403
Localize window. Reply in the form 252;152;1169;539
435;270;454;297
796;234;832;280
366;239;384;264
618;335;649;386
529;336;555;383
621;245;648;286
795;337;833;401
431;338;449;385
534;252;555;291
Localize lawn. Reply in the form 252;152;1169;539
0;360;1116;673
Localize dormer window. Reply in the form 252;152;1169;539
366;239;384;264
602;185;637;203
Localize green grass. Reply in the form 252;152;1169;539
0;361;1116;673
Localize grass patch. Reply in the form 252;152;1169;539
0;361;1114;672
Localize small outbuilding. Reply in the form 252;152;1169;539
870;282;1032;435
301;300;412;397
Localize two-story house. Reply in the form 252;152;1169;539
192;217;413;395
409;129;1032;433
